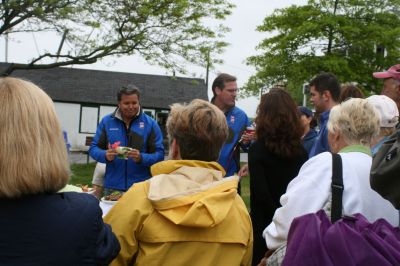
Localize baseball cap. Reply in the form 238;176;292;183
367;95;399;128
298;106;313;118
373;64;400;80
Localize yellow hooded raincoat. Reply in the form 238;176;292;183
104;160;253;266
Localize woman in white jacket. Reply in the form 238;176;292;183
262;98;399;265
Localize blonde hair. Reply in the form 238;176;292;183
327;98;380;146
0;77;70;198
167;99;228;161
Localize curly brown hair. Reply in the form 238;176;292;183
255;88;304;158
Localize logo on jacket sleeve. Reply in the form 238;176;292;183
139;122;144;129
230;115;235;124
109;128;119;131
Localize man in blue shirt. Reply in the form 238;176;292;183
89;86;164;194
211;73;253;178
308;73;340;158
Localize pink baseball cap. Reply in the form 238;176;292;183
373;64;400;80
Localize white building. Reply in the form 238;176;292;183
1;63;207;151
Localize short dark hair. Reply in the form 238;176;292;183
118;85;140;101
211;73;236;97
309;72;340;102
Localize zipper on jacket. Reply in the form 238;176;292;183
123;124;129;191
124;117;138;191
117;110;141;191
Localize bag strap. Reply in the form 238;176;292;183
331;152;343;223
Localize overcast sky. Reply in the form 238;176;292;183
1;0;307;117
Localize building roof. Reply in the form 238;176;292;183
0;63;208;109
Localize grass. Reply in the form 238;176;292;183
69;162;251;210
240;174;250;210
69;162;96;186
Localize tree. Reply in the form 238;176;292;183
0;0;234;75
244;0;400;102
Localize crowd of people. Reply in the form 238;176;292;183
1;63;400;265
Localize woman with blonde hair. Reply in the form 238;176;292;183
0;77;119;265
261;98;398;265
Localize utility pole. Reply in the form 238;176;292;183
205;49;210;90
56;30;68;62
302;83;310;106
5;31;9;62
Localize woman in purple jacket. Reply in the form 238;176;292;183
0;77;120;265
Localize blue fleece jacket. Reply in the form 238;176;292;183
218;106;250;177
302;128;318;155
89;109;164;191
309;110;330;158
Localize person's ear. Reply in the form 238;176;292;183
169;138;181;160
322;90;331;101
333;130;341;143
329;129;341;153
215;87;223;96
396;83;400;94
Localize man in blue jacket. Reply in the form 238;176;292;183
89;85;164;193
308;72;340;158
211;73;252;178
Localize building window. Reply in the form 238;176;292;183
143;108;155;118
80;105;99;134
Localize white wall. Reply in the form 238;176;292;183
55;102;119;150
54;102;83;150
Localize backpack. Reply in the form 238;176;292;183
370;129;400;209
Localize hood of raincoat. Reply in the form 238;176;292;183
148;160;239;228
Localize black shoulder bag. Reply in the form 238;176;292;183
370;130;400;209
331;152;343;223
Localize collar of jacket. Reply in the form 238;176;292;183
320;109;331;123
339;144;372;156
112;106;142;122
151;160;226;177
304;128;318;141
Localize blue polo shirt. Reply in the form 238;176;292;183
309;110;330;158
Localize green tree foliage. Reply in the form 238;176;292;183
244;0;400;102
0;0;234;75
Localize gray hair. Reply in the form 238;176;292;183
327;98;380;146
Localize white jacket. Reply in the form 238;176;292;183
263;147;399;250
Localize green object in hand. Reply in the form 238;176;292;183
115;146;133;160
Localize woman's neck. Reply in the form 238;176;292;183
302;125;310;139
